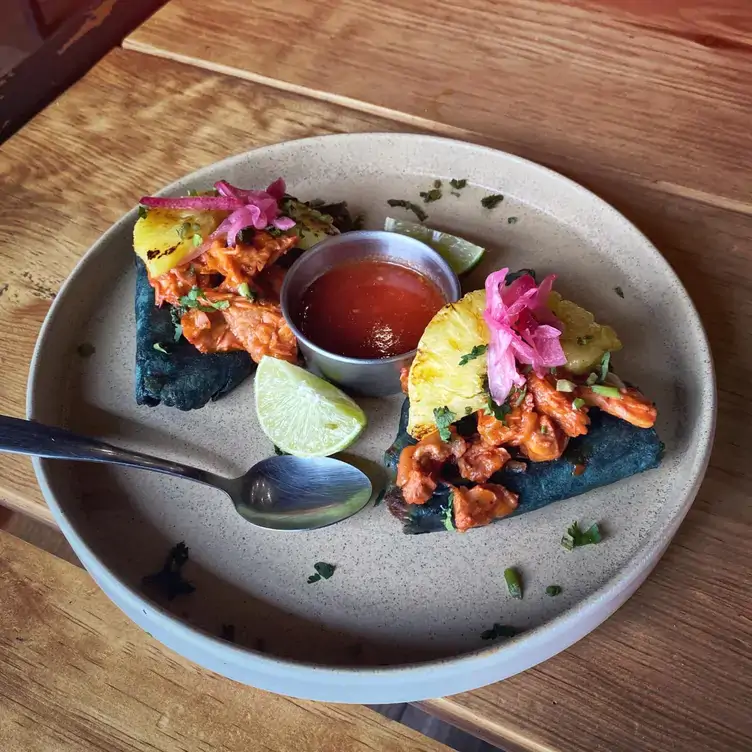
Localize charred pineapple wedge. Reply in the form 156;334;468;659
133;208;228;277
548;292;622;374
408;290;489;439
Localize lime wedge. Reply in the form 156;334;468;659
384;217;485;275
254;357;367;457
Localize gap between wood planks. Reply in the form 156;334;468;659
122;38;752;220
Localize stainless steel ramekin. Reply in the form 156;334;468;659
280;231;461;396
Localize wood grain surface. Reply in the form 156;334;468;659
0;529;448;752
125;0;752;211
0;46;751;752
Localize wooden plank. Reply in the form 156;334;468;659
1;48;751;751
0;529;447;752
0;0;166;143
124;0;752;210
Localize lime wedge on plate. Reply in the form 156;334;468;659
255;357;367;457
384;217;485;275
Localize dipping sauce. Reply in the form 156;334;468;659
297;260;446;359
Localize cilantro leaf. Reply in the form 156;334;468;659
442;493;456;532
614;286;624;298
458;344;487;366
307;574;321;584
313;562;335;580
137;205;148;220
561;521;602;551
142;542;195;600
449;178;467;190
481;194;504;209
480;623;518;641
419;188;442;203
170;307;184;342
546;585;562;596
485;395;511;423
507;216;518;224
433;406;457;441
387;199;428;222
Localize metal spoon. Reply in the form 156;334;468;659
0;415;373;531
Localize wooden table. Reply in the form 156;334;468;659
1;1;751;750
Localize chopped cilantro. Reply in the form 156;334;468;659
598;351;611;383
481;623;518;641
504;567;523;599
512;385;527;407
179;287;228;312
386;199;428;222
614;286;624;298
137;205;148;220
170;307;184;342
449;178;468;190
481;194;504;209
485;395;511;423
142;542;195;600
507;216;518;224
76;343;95;358
464;406;474;415
442;493;455;532
433;406;457;441
561;521;602;551
153;343;169;354
238;282;257;301
192;233;203;247
458;344;487;366
308;562;335;582
540;423;549;435
573;397;585;410
419;188;442;203
546;585;562;596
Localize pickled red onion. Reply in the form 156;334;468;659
484;268;566;404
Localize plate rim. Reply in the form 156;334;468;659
26;132;716;702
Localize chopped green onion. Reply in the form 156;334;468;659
598;351;611;383
504;567;523;599
192;233;203;247
572;397;585;410
153;343;169;354
237;282;256;301
546;585;562;596
556;379;575;392
591;384;621;398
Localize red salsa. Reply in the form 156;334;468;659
297;260;446;359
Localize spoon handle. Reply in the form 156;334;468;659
0;415;217;485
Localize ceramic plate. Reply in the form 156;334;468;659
28;134;714;703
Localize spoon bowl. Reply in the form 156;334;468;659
0;416;373;531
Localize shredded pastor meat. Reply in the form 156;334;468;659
148;229;298;363
458;442;510;483
579;385;657;428
451;483;519;532
527;372;589;437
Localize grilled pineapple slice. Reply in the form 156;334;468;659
548;292;622;374
408;290;489;439
133;209;227;277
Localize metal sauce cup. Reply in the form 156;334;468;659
280;231;461;396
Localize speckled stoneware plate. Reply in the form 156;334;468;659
27;133;714;703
